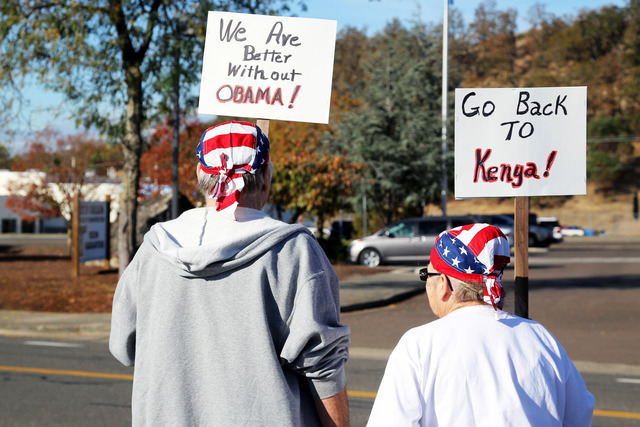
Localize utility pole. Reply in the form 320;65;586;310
172;43;180;220
441;0;449;216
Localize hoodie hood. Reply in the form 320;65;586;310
144;207;312;275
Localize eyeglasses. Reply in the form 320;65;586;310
419;269;441;281
419;268;454;291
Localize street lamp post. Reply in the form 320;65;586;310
171;44;180;220
441;0;449;216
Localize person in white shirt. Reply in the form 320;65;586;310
368;223;594;426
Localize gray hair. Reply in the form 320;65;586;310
450;277;505;309
197;162;273;205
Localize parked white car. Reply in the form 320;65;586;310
561;225;585;237
538;217;564;243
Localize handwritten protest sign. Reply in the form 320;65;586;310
198;11;337;124
454;87;587;198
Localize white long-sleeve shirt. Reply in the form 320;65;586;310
368;305;594;426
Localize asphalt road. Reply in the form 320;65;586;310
1;237;639;426
1;335;638;427
0;337;132;427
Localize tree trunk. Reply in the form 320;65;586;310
118;67;144;275
315;214;325;239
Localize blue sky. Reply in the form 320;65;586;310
297;0;626;34
8;0;626;152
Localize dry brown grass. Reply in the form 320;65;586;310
424;183;640;236
0;242;391;313
2;183;638;313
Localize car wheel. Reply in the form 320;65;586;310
359;248;381;268
528;234;537;247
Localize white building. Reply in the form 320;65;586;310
0;169;120;234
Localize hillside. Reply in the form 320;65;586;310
426;184;640;237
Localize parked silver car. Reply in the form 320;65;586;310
347;216;476;267
488;214;552;247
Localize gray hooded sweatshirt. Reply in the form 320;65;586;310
109;207;350;426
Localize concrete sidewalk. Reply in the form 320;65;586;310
0;268;423;342
340;267;423;312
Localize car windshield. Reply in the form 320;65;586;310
418;220;448;235
490;216;513;227
386;221;416;237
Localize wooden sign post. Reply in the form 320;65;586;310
514;196;529;318
454;87;587;318
71;191;80;278
256;119;270;137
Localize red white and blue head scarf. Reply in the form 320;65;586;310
430;223;510;311
196;121;270;219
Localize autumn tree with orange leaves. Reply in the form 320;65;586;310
269;120;363;232
140;119;210;207
140;116;362;232
262;27;367;232
7;129;122;223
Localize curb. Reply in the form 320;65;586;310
341;288;424;313
0;268;423;339
0;288;421;340
0;326;111;341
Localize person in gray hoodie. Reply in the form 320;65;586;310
109;121;350;426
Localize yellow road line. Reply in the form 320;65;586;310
347;390;377;399
593;409;640;420
2;365;639;420
0;365;134;380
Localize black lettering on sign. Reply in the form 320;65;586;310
500;121;535;141
462;92;495;118
219;19;247;42
227;62;302;82
517;91;568;116
265;21;302;46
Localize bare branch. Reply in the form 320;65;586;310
139;0;163;58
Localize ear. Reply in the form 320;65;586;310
437;274;453;302
196;162;202;179
261;162;272;190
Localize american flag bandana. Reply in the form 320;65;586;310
196;121;270;219
429;223;510;311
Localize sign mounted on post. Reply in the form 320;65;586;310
454;87;587;198
79;201;109;263
198;11;337;124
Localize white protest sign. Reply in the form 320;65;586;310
454;87;587;198
198;11;337;124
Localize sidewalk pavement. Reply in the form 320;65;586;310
0;268;423;342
